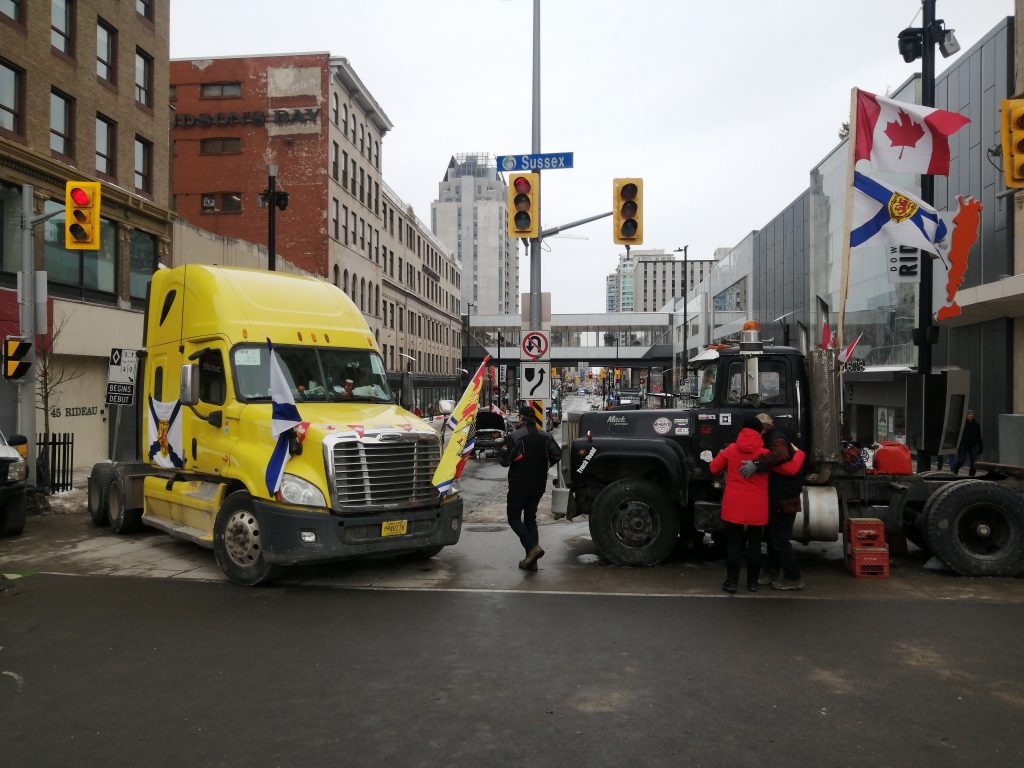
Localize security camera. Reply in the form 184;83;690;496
939;28;960;58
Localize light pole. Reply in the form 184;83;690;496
897;0;960;471
261;164;289;271
674;245;689;388
496;331;503;408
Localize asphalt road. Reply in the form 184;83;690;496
2;573;1023;768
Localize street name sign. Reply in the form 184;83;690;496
497;152;574;172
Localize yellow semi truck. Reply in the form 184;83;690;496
87;265;462;585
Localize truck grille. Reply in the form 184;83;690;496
330;434;441;509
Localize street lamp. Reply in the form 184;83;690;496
259;164;289;271
896;0;959;471
497;331;503;409
674;245;689;388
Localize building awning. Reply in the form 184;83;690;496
937;273;1024;328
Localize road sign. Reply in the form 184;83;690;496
106;348;138;405
497;152;573;172
521;330;549;361
521;362;551;401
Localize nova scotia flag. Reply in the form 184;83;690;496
851;172;947;254
265;339;301;495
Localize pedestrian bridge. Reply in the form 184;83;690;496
463;312;674;369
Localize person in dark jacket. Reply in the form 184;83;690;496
499;404;562;570
708;416;770;593
951;409;983;477
741;414;806;591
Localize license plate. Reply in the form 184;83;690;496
381;520;408;537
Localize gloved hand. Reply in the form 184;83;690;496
740;460;758;479
699;450;713;463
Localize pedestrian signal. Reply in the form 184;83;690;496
507;172;539;239
613;178;643;245
3;336;31;380
65;181;102;250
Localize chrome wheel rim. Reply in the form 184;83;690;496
224;509;262;567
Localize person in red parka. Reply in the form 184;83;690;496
708;416;770;593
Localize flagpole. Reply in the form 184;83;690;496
837;87;859;350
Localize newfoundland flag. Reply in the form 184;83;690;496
855;89;969;176
265;339;302;496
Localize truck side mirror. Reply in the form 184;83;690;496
180;364;200;406
437;399;455;415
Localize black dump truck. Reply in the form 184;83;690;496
554;324;1024;576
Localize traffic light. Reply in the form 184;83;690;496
3;336;31;380
65;181;102;250
1001;100;1024;188
613;178;643;245
506;172;539;239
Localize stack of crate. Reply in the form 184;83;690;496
845;518;890;578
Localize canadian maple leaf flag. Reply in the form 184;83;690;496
855;89;969;176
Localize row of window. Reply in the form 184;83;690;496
331;140;379;216
378;343;458;376
330;90;379;170
1;66;153;192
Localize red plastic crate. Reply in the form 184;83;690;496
846;545;890;579
847;517;886;550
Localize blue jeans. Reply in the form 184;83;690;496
507;491;542;552
952;447;979;476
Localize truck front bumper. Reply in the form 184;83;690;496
253;498;464;565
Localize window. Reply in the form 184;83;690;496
129;229;156;301
342;151;348;185
135;48;153;106
134;136;152;192
331;198;339;240
197;349;226;405
342;205;348;244
49;89;72;156
96;20;116;82
201;192;241;213
331;92;338;124
200;137;241;154
43;199;115;297
2;1;22;23
200;82;241;98
332;141;339;181
95;114;115;175
136;0;152;20
51;0;72;55
359;124;364;154
0;60;21;133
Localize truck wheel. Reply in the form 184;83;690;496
0;492;27;536
925;480;1024;576
88;463;115;527
214;492;281;586
589;478;679;566
907;480;959;551
108;480;143;534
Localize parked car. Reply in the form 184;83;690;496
474;411;509;458
0;429;28;536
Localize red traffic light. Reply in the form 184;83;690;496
513;176;532;194
69;186;92;206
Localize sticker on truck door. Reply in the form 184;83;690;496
719;413;732;425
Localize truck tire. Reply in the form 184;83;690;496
924;480;1024;576
906;479;961;551
214;491;281;586
0;492;27;536
589;478;679;566
108;480;143;534
88;463;115;527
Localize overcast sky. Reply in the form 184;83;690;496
170;0;1013;313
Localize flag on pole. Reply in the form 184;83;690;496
265;339;302;496
432;356;490;494
817;296;833;351
851;172;948;253
837;334;863;364
854;89;969;175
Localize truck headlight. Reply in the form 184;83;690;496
279;474;326;507
7;458;26;482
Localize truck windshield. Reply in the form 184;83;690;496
232;345;393;404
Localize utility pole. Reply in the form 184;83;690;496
675;245;689;389
529;0;541;329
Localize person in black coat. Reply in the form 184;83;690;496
499;404;562;570
952;409;983;477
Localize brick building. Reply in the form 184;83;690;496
0;0;174;468
170;53;463;388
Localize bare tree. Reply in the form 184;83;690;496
34;315;84;439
